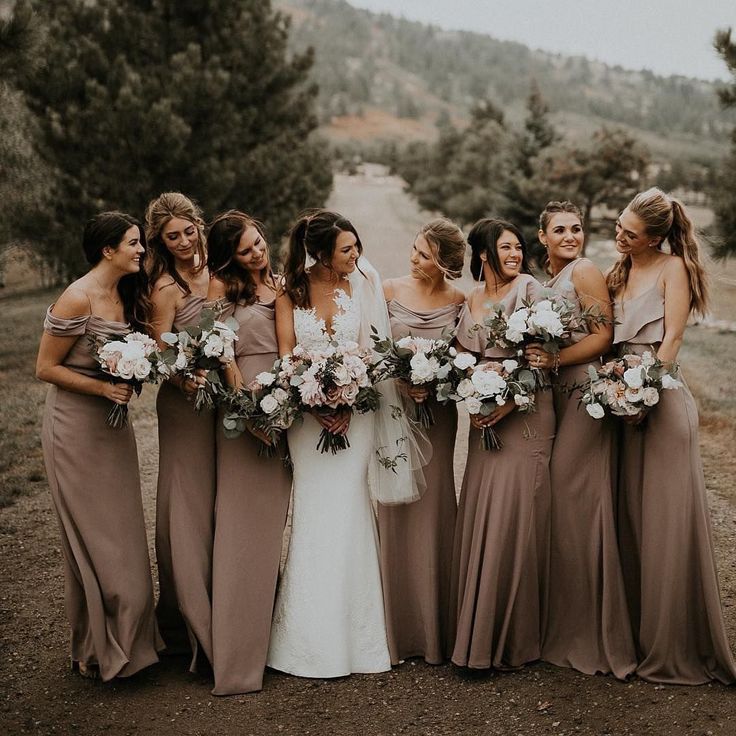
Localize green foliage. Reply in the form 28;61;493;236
713;28;736;258
0;0;56;249
22;0;332;278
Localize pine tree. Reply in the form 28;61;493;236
713;28;736;257
24;0;332;277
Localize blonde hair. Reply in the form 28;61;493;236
419;218;466;280
144;192;207;294
606;187;709;317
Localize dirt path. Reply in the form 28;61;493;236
1;169;735;735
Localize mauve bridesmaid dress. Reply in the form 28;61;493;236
41;307;162;681
378;300;461;665
211;299;291;695
614;282;736;685
449;274;555;668
541;258;636;679
154;293;216;670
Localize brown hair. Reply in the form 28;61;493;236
418;218;466;280
283;209;363;308
207;210;275;305
606;188;709;316
144;192;207;295
538;201;584;275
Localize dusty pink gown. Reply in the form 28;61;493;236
614;284;736;685
211;299;291;695
41;307;162;680
378;300;461;665
155;293;216;670
542;259;636;678
450;274;555;668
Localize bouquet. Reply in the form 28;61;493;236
159;308;239;412
222;358;300;457
437;353;536;450
286;341;380;454
371;329;455;428
577;350;681;420
481;292;606;386
93;331;165;428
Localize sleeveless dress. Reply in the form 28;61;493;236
41;307;162;680
267;290;391;677
449;274;555;668
211;299;291;695
614;283;736;685
155;293;216;669
378;300;461;665
541;259;636;678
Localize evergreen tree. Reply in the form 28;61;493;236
24;0;332;277
713;27;736;257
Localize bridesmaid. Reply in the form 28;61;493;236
607;187;736;685
36;212;162;681
206;211;291;695
378;218;466;665
449;218;555;669
526;201;636;679
145;192;216;669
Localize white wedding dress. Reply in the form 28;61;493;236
267;289;391;677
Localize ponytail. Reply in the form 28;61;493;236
668;199;709;317
284;217;311;308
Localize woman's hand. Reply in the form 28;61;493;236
179;368;207;396
100;382;134;405
524;343;554;370
469;401;515;429
406;384;429;404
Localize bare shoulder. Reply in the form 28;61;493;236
52;281;92;318
207;276;227;300
151;275;181;303
382;277;396;302
662;254;687;278
572;258;606;286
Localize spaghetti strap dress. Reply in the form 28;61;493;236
449;275;555;668
614;282;736;684
378;300;461;665
542;259;636;678
211;299;291;695
154;293;216;670
41;307;162;681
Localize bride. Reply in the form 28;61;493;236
267;209;426;678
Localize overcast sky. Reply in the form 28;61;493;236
348;0;735;81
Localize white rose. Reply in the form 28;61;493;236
120;341;145;360
174;347;188;371
332;364;351;386
456;378;475;398
272;388;288;403
116;357;136;380
471;369;506;396
661;374;682;390
133;359;151;381
534;299;553;312
449;346;457;357
203;333;225;357
255;371;276;387
642;387;660;407
624;387;644;403
505;327;524;343
436;363;451;379
514;394;530;406
622;367;644;389
260;394;280;414
396;336;414;349
464;397;482;414
453;352;477;370
586;402;605;419
502;359;519;374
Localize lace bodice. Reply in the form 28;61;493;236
293;289;360;349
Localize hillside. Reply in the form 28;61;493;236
276;0;734;163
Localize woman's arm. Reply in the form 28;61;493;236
275;291;296;356
658;257;690;364
36;288;133;404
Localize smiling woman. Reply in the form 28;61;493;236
35;212;162;681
